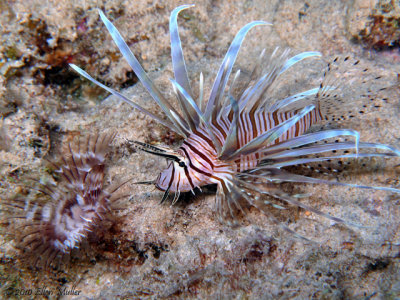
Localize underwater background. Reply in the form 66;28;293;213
0;0;399;298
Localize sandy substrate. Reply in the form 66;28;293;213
1;0;400;299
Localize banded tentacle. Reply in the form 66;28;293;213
3;133;129;268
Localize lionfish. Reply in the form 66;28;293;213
3;133;126;268
71;5;400;237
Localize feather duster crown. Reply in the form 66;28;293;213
71;5;400;237
4;133;124;268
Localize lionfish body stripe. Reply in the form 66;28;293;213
158;106;324;193
71;5;400;234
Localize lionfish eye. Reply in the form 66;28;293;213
178;161;186;168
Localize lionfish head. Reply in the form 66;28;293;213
132;141;192;193
134;141;223;200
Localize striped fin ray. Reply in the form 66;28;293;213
265;51;322;113
170;79;222;152
69;64;176;131
236;179;286;210
204;21;271;121
231;50;321;114
240;176;367;229
216;179;300;234
265;141;400;159
267;88;320;112
169;5;200;130
230;49;266;108
219;70;242;118
172;85;198;131
212;57;233;122
262;153;398;169
263;129;360;155
198;72;205;111
240;51;322;114
279;51;322;75
170;5;194;100
237;49;291;114
219;95;240;159
99;10;190;136
215;181;247;226
258;168;400;195
220;178;354;241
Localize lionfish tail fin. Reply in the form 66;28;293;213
314;56;390;124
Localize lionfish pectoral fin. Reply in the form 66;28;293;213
246;50;322;113
235;51;266;111
97;10;190;137
229;178;316;242
171;190;181;205
266;153;399;169
228;183;248;218
279;51;322;75
69;64;176;132
266;168;400;197
240;178;366;240
215;184;239;226
160;186;171;204
268;87;320;112
267;185;366;228
215;180;261;226
263;129;360;155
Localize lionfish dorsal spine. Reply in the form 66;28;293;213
170;5;195;101
204;21;271;122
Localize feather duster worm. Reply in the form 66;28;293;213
71;6;400;238
3;133;126;268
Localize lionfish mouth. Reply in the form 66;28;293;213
134;180;156;185
132;140;181;162
131;141;176;197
